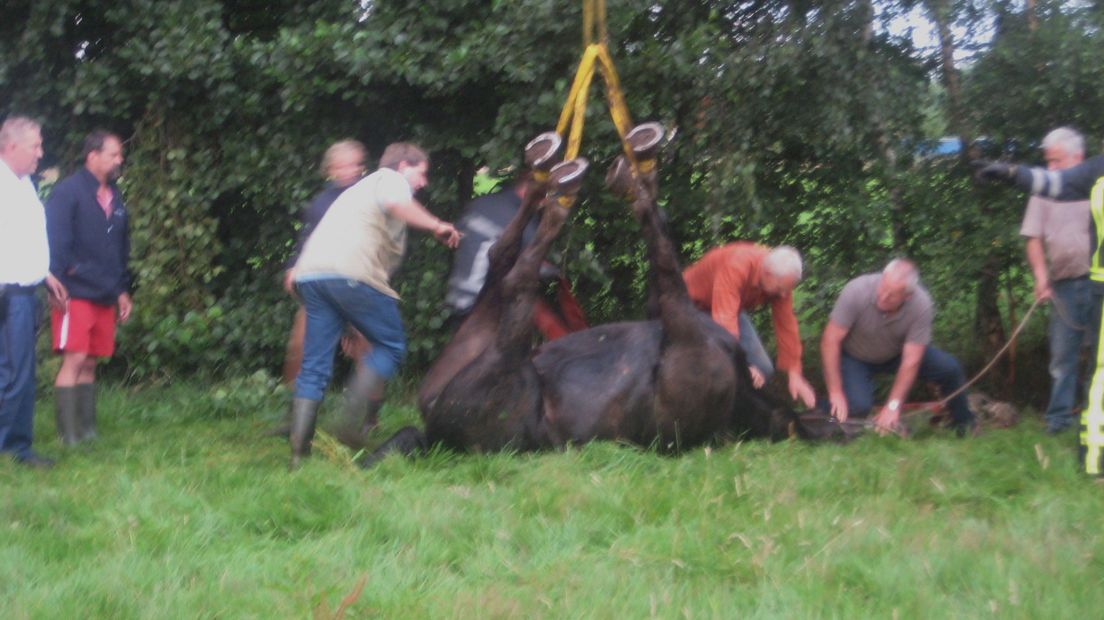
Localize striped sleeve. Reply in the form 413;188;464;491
1015;155;1104;201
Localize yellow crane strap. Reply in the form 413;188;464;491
551;0;648;203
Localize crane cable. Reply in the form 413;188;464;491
553;0;649;191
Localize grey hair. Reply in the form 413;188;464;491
1041;127;1084;157
762;245;803;281
883;258;919;292
0;116;41;150
321;139;366;177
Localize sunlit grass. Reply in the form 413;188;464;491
3;381;1102;618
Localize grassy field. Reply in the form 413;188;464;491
4;380;1103;619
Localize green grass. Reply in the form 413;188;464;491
3;381;1104;618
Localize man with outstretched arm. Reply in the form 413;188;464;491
977;144;1104;471
286;142;460;469
1018;127;1098;435
821;259;976;436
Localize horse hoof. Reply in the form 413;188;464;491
549;158;588;197
525;132;563;173
627;122;664;159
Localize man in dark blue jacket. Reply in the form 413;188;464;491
445;172;588;340
45;130;132;446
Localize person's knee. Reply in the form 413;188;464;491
61;351;88;366
370;339;406;379
923;348;965;383
1049;356;1074;380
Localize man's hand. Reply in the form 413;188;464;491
828;389;849;422
787;372;817;409
434;221;461;249
1033;276;1052;302
872;405;902;436
117;292;133;323
283;269;297;296
45;273;68;311
972;160;1017;183
748;366;766;389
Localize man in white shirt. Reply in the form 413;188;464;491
287;142;460;468
0;116;67;468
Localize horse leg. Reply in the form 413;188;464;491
417;159;587;453
495;159;587;356
357;426;428;469
418;136;562;411
607;129;737;446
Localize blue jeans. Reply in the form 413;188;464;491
294;278;406;402
0;292;39;459
1044;277;1102;432
840;346;975;427
738;312;774;380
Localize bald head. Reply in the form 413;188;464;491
876;258;918;313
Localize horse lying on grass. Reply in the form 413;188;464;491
363;126;846;467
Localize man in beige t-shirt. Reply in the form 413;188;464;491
1020;127;1098;434
285;142;460;468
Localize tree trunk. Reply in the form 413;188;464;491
860;0;911;251
455;156;475;211
925;0;970;161
975;255;1008;367
925;0;1008;365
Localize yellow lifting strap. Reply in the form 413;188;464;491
553;0;646;191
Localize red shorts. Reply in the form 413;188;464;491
52;299;117;357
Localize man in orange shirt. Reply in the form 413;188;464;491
683;242;816;407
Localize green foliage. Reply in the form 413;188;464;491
965;1;1104;151
0;0;1094;391
4;384;1104;617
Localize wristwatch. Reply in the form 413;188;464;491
887;399;901;411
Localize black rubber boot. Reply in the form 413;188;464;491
288;398;321;470
54;386;80;447
334;365;385;451
76;383;97;442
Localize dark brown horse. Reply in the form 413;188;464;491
365;127;841;465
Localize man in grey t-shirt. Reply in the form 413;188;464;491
1020;127;1099;434
821;259;975;435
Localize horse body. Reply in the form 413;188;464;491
367;130;832;467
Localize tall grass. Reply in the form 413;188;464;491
3;381;1102;618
